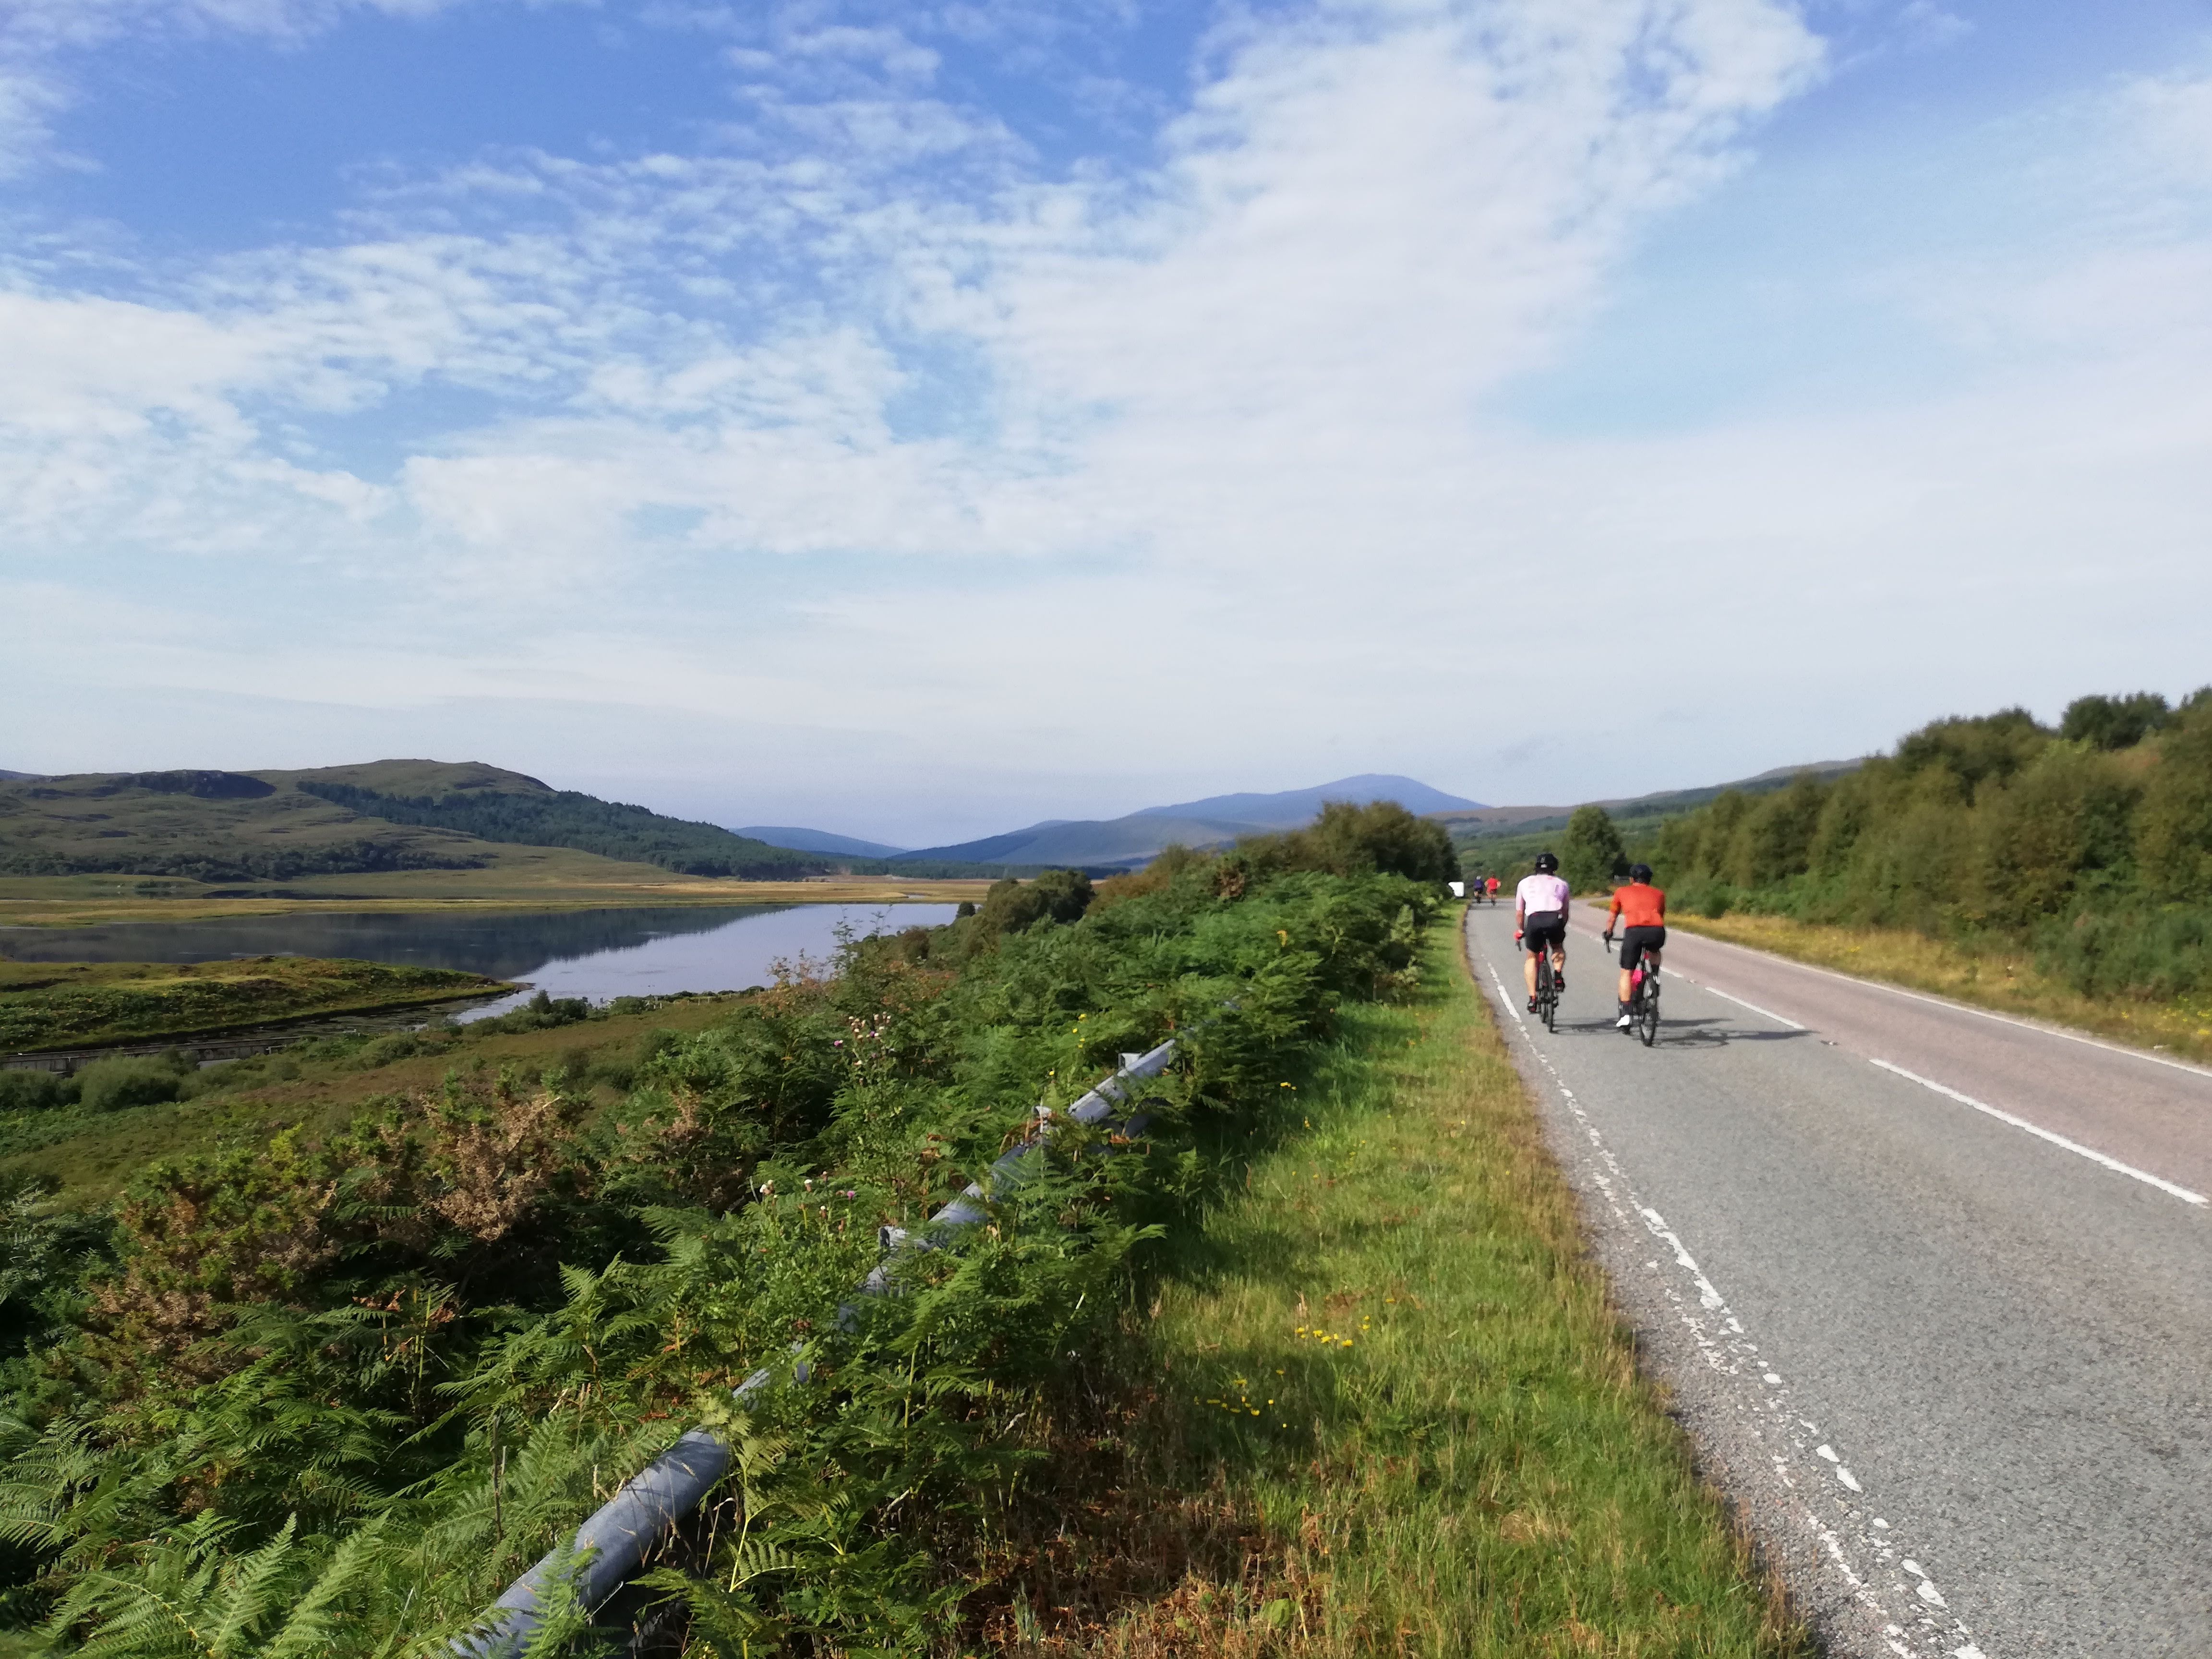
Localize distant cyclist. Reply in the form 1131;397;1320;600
1514;852;1570;1012
1486;874;1502;905
1604;863;1667;1031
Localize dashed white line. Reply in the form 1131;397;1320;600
1682;979;1806;1031
1868;1058;2208;1207
1566;921;1804;1031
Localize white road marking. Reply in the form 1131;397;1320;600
1464;910;1984;1659
1567;920;1805;1030
1869;1058;2208;1207
1676;927;2212;1082
1685;980;1806;1031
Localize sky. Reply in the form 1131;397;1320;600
2;0;2208;844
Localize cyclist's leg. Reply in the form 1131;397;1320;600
1523;936;1539;1002
1615;931;1641;1023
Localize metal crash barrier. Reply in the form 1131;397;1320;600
457;1037;1179;1657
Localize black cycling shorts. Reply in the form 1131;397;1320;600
1523;912;1566;953
1618;925;1666;970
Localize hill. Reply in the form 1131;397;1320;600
0;761;825;883
1139;773;1480;826
1433;759;1863;842
273;762;819;878
897;774;1481;870
0;769;495;882
736;825;910;858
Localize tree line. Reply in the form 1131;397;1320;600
1644;689;2212;998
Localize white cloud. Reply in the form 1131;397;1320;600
6;4;2212;828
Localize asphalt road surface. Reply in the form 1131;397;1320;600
1461;901;2212;1658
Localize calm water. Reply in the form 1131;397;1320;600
0;904;959;1018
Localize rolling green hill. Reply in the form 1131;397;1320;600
0;761;825;883
273;762;821;878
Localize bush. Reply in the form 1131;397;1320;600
73;1056;190;1113
0;1070;71;1113
469;989;593;1034
0;859;1444;1652
1243;800;1457;884
350;1033;423;1070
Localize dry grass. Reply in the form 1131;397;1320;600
1671;912;2212;1065
0;870;998;929
973;915;1807;1658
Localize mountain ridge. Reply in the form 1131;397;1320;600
891;774;1478;870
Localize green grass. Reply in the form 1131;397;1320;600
1009;915;1805;1657
0;957;504;1053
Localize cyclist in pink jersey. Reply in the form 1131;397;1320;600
1514;851;1571;1012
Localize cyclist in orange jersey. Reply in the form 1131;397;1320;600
1604;863;1667;1031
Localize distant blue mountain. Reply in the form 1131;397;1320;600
893;774;1481;871
1135;774;1480;828
736;825;910;859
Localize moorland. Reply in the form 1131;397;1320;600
0;760;995;929
0;805;1810;1658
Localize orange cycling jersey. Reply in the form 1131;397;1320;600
1609;882;1666;930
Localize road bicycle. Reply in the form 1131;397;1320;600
1606;931;1660;1046
1533;945;1560;1033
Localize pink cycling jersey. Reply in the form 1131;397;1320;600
1515;873;1570;915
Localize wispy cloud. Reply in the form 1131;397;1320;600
4;2;2210;832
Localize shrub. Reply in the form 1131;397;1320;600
1244;800;1456;883
73;1056;190;1113
0;860;1443;1652
0;1070;70;1113
351;1033;423;1070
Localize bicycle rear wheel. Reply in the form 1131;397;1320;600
1639;975;1659;1046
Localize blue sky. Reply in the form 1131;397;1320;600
3;0;2209;842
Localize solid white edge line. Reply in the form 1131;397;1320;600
1676;927;2212;1082
1869;1058;2209;1207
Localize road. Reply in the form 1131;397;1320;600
1461;901;2212;1658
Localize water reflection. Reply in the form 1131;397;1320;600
0;903;959;1011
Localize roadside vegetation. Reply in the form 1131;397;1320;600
0;803;1500;1654
0;989;747;1202
0;958;502;1054
1027;919;1806;1656
1663;912;2212;1063
1646;690;2212;1009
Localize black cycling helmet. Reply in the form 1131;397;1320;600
1629;862;1653;883
1533;851;1559;873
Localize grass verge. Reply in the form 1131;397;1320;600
998;913;1806;1657
1670;911;2212;1065
0;957;504;1053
